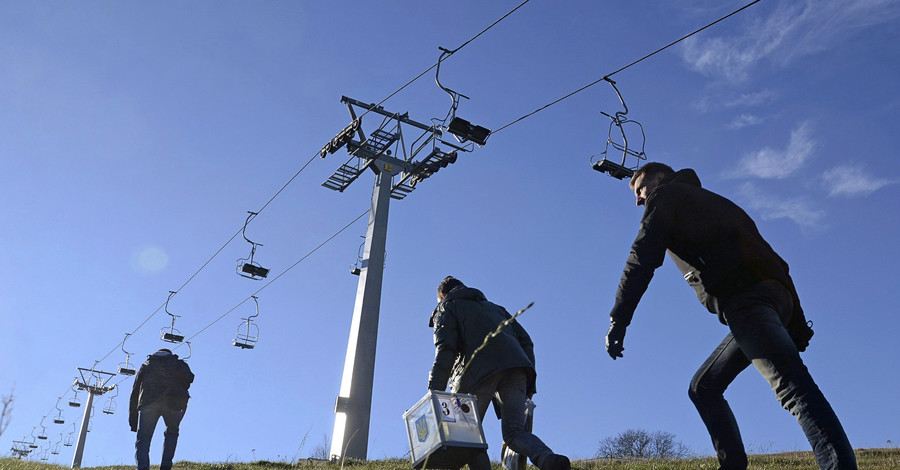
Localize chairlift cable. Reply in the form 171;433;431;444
72;0;531;377
353;0;532;122
491;0;765;136
175;209;370;346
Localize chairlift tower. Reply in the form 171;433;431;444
321;95;484;460
70;367;115;469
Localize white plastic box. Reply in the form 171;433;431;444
402;390;488;469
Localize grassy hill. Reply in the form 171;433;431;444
2;448;898;470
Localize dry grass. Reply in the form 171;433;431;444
1;448;897;470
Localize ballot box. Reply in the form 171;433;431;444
403;390;488;469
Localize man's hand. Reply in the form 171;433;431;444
605;321;627;360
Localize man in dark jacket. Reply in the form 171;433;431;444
428;276;570;470
604;162;856;470
129;348;194;470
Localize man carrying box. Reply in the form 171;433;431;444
428;276;570;470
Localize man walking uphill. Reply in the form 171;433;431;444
428;276;570;470
129;348;194;470
603;162;856;470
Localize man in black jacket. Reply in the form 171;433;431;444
429;276;570;470
129;348;194;470
604;163;856;470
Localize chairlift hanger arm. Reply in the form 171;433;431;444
165;291;179;318
248;295;260;320
601;76;629;121
121;333;133;356
435;46;470;119
241;211;262;247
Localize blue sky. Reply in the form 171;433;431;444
2;0;899;466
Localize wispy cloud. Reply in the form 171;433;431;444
727;113;764;130
729;121;815;179
681;0;900;83
821;164;897;197
693;89;777;113
737;182;826;229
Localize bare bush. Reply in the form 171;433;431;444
0;386;13;439
309;433;330;460
596;428;690;459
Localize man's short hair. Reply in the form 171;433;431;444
629;162;675;190
437;276;464;298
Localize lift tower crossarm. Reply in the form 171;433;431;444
341;96;434;132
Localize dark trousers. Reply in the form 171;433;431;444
467;368;554;470
135;399;186;470
688;284;856;470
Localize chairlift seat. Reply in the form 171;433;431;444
68;401;81;407
118;366;136;376
53;419;64;425
162;332;185;343
233;339;255;349
592;159;635;180
448;117;490;146
241;263;269;279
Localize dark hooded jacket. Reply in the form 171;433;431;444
129;351;194;424
610;168;803;325
428;286;536;396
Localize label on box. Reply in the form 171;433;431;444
437;396;456;422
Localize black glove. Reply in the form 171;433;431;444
605;321;627;360
789;319;814;352
129;413;138;432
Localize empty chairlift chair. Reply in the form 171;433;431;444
161;290;185;343
117;333;137;376
236;211;269;280
52;398;65;424
102;386;118;415
233;295;261;350
434;46;491;147
591;77;648;180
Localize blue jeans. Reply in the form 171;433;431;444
468;368;554;470
135;399;186;470
688;283;856;470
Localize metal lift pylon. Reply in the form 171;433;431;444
70;367;115;468
321;96;475;461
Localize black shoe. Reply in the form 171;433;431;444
540;454;571;470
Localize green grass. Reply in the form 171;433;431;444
2;449;898;470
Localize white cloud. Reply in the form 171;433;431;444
729;121;815;179
681;0;900;83
821;164;897;197
727;113;764;130
737;182;826;228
